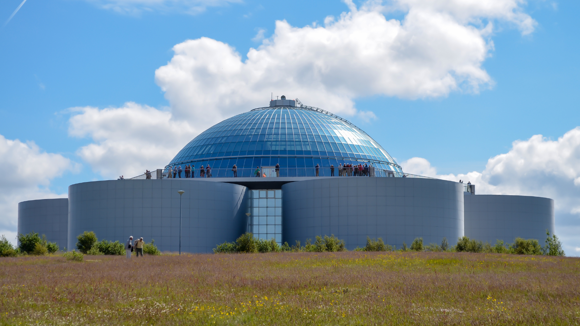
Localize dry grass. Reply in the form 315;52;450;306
1;252;579;325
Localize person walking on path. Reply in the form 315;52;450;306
232;164;238;177
330;164;335;176
275;163;280;177
135;237;144;257
315;164;320;176
167;167;173;179
126;236;133;259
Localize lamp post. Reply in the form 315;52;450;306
178;190;185;255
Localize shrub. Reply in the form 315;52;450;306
281;242;291;252
313;236;327;252
213;241;237;254
236;233;258;253
31;243;48;255
63;250;84;262
511;238;542;255
46;242;59;254
143;239;161;255
425;243;442;252
291;240;302;252
455;236;483;253
543;231;565;256
95;240;125;255
493;240;510;254
364;237;393;252
0;235;18;257
441;237;449;251
401;242;408;251
18;232;41;254
410;238;424;251
87;246;104;255
76;231;98;254
324;235;346;252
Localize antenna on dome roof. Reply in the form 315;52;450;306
271;92;273;101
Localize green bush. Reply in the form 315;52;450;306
425;243;442;252
492;240;510;254
323;235;346;252
401;242;408;251
236;233;258;253
87;246;104;255
441;238;449;251
364;237;393;251
46;242;59;254
94;240;125;255
543;231;565;256
76;231;98;254
455;236;483;253
63;250;84;262
511;238;542;255
281;242;291;252
213;241;237;254
0;235;18;257
31;243;48;255
18;232;41;254
143;239;161;255
410;238;424;251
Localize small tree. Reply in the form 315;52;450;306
143;239;162;255
94;240;125;255
543;231;565;256
511;238;542;255
76;231;98;254
236;233;257;253
18;232;41;254
455;236;483;253
410;238;424;251
87;246;104;255
32;243;48;255
440;237;449;251
493;240;509;254
401;242;408;251
0;235;18;257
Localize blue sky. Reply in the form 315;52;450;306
1;0;579;254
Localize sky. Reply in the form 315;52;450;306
1;0;579;255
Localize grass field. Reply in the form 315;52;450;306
1;252;579;325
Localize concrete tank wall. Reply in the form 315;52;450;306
464;194;554;244
68;179;249;253
18;198;69;250
282;177;464;250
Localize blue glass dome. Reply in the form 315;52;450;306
167;100;402;177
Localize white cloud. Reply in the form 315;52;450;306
155;0;534;129
401;127;580;256
0;135;73;245
68;102;195;178
252;28;266;42
84;0;241;15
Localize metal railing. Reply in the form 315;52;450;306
128;167;435;180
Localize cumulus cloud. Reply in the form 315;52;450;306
401;127;580;256
71;0;535;178
0;135;73;245
84;0;241;15
155;0;534;130
68;102;195;178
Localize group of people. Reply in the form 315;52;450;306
334;163;375;177
166;164;212;178
125;236;145;258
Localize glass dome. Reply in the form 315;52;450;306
167;102;402;177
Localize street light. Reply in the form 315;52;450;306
178;190;185;255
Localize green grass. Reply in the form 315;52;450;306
1;252;579;325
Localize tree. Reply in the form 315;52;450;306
18;232;41;254
0;235;17;257
441;237;449;251
410;238;424;251
543;230;565;256
76;231;98;254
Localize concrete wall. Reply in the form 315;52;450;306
68;179;249;253
18;198;69;250
464;194;554;244
282;177;464;250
